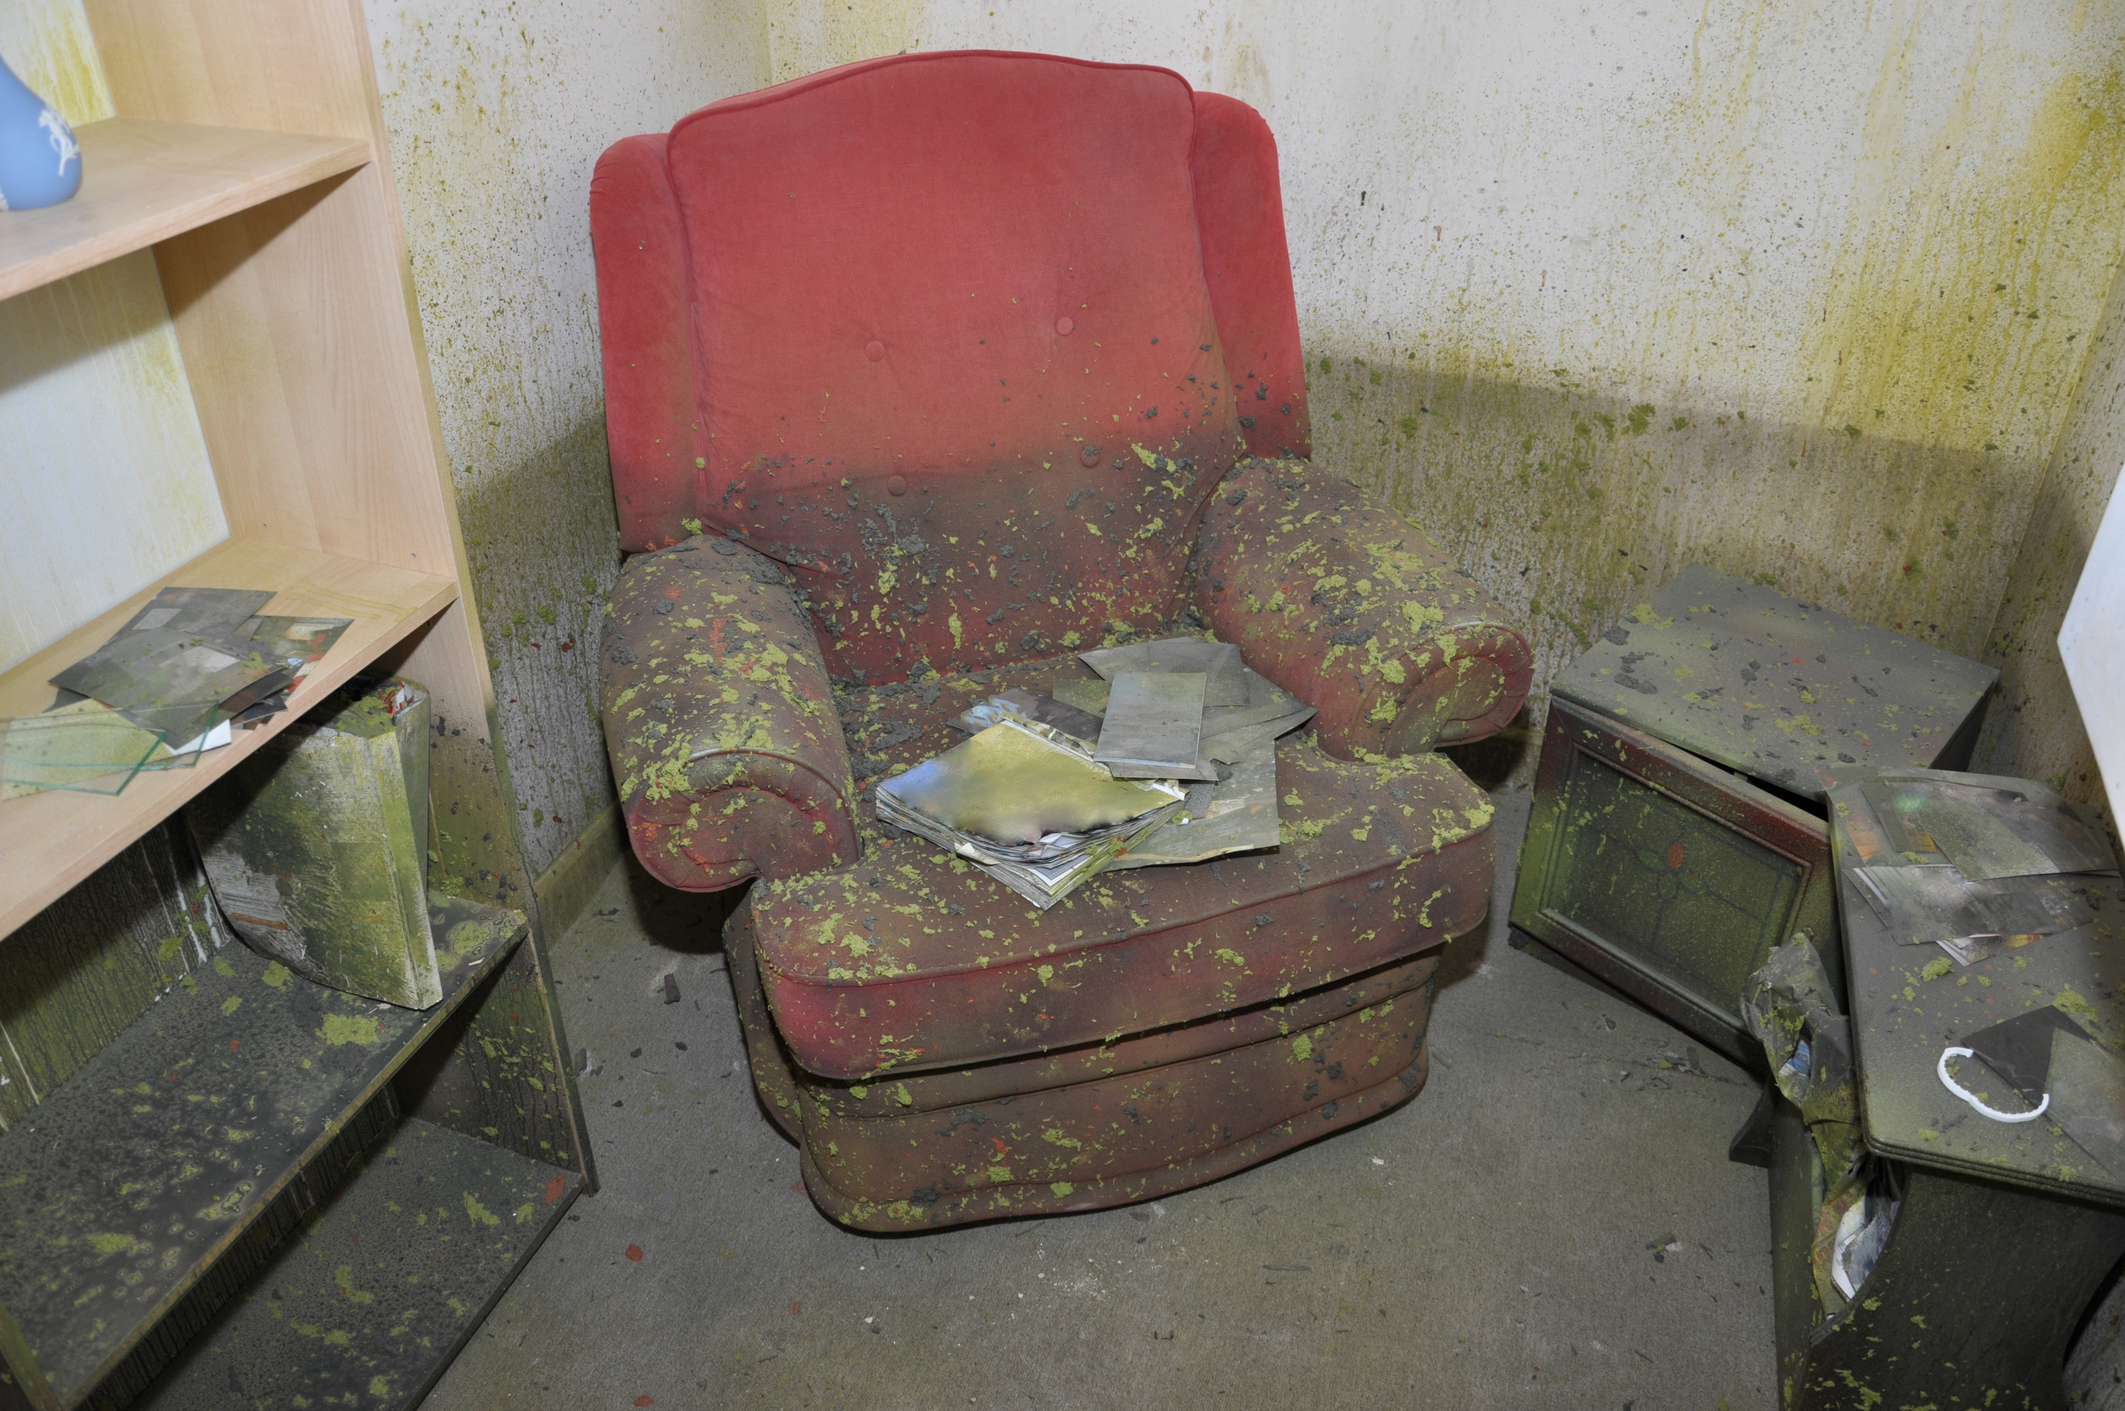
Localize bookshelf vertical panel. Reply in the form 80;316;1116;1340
155;168;454;572
376;602;537;908
80;0;373;141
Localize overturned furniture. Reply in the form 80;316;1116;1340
1734;771;2125;1410
589;51;1532;1228
1510;565;1997;1065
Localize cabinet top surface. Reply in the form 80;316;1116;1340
1832;769;2125;1206
1552;565;1998;801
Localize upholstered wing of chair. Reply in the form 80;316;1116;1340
590;51;1532;1229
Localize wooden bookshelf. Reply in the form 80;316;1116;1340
0;538;457;939
0;2;595;1406
138;1119;578;1410
0;120;369;302
0;901;521;1407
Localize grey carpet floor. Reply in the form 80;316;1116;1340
424;784;1778;1410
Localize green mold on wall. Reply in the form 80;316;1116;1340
1304;22;2125;786
0;0;112;126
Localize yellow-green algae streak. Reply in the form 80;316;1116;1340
1309;41;2125;788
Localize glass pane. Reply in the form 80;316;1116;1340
1549;747;1802;1018
0;704;167;798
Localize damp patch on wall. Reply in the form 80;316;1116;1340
364;0;762;875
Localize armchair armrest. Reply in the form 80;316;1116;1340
1189;459;1532;757
601;536;857;890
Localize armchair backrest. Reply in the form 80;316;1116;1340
591;51;1309;683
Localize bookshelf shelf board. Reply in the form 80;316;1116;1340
0;536;457;941
0;119;370;302
137;1117;578;1411
0;899;523;1408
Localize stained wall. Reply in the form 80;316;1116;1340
395;0;2125;865
360;0;764;873
909;2;2125;775
7;0;2121;870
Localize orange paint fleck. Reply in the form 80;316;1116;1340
545;1174;566;1204
626;1244;644;1262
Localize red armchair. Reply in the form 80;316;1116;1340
591;51;1532;1229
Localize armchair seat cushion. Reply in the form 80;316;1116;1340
749;657;1495;1080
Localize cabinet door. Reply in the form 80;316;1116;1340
1510;696;1839;1064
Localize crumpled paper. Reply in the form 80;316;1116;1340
1742;934;1868;1307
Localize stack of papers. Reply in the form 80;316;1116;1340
954;687;1104;746
883;636;1319;902
1849;777;2120;965
1;587;350;800
877;719;1184;908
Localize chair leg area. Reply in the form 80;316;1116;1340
728;897;1442;1231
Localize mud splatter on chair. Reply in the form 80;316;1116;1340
588;50;1532;1229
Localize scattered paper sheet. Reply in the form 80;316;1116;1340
1863;777;2117;879
1964;1006;2085;1106
1109;745;1280;868
0;702;166;799
1080;637;1246;706
951;687;1103;747
1850;864;2095;950
2047;1026;2125;1177
1097;672;1216;780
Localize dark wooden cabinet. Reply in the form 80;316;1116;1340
1509;566;1996;1064
1735;770;2125;1410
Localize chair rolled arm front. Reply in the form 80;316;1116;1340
601;537;858;891
1190;458;1533;757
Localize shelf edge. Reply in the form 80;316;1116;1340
16;916;525;1408
0;121;373;303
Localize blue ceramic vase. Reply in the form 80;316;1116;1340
0;56;81;211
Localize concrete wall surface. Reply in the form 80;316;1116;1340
904;1;2125;780
362;0;763;874
7;0;2121;867
386;0;2125;861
